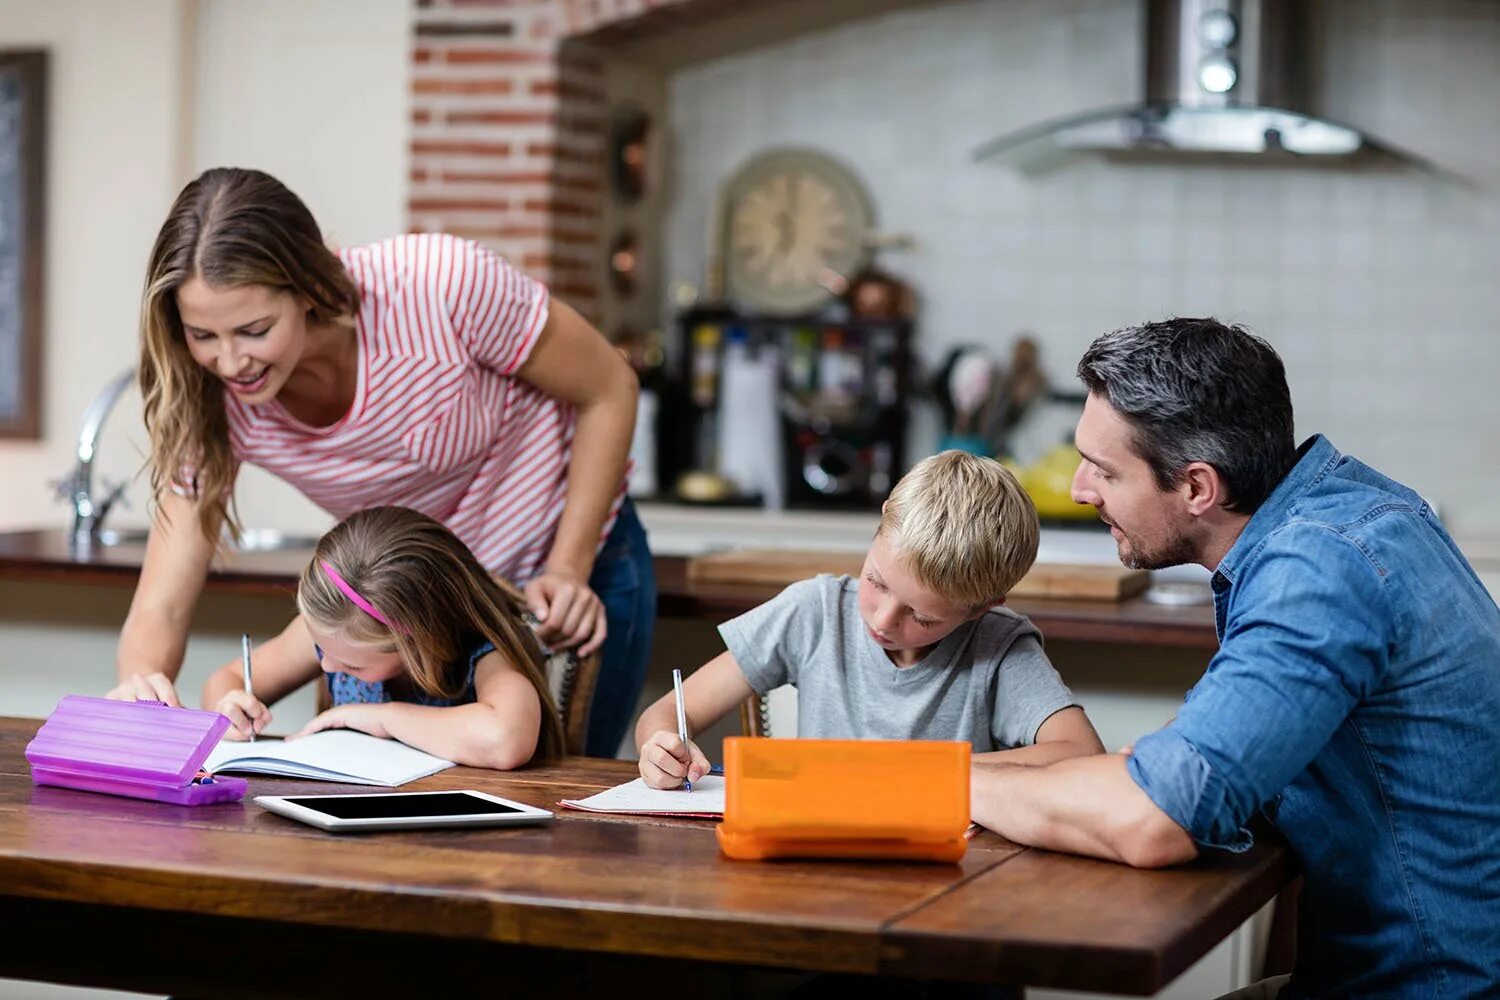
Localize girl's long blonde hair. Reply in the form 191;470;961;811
140;167;359;542
296;506;566;763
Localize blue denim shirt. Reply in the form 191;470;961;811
1126;435;1500;998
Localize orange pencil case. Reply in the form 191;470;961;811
715;736;970;863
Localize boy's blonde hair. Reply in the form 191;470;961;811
296;506;565;762
877;450;1040;609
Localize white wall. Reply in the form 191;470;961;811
0;0;193;534
0;0;411;539
191;0;413;537
664;0;1500;536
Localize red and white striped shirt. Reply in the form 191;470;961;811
223;233;624;583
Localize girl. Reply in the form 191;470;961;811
110;167;654;757
202;506;565;769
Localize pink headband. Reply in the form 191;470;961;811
320;560;407;633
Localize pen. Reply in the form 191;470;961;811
241;632;256;743
672;667;690;791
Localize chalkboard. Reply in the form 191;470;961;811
0;51;45;439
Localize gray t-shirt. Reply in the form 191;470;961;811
718;574;1077;751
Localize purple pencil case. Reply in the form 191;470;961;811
26;694;247;806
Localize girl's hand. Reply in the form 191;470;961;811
292;703;391;741
638;730;710;790
524;568;607;656
106;672;182;707
214;689;272;740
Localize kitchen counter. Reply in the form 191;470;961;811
0;526;1217;648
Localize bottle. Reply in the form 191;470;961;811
628;389;658;498
691;323;722;408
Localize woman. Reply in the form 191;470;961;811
109;167;654;757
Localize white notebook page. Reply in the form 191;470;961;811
203;730;454;787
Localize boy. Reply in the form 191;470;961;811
637;450;1103;788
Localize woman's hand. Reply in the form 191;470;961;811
638;730;710;790
106;672;182;707
292;703;392;740
524;568;607;656
213;689;272;740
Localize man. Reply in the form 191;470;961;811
971;318;1500;998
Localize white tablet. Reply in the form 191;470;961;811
255;789;554;832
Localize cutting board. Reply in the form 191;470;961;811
687;549;1148;602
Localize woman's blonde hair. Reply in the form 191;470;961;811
296;506;565;763
878;450;1040;609
140;167;359;542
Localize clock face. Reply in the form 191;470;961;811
722;149;873;314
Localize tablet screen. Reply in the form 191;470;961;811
280;792;524;820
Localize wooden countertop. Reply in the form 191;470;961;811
0;717;1288;995
0;529;1217;647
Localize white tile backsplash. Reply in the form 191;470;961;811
665;0;1500;534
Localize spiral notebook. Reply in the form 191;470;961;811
203;730;454;787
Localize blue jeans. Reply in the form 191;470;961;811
584;499;656;756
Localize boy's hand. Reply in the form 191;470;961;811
292;703;391;741
106;672;182;707
213;689;272;740
638;730;710;789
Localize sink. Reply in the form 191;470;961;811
93;527;319;552
94;528;152;547
235;528;321;552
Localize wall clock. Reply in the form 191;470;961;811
719;148;874;314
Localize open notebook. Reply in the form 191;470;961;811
559;776;725;818
203;731;454;787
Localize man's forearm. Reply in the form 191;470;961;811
971;753;1197;868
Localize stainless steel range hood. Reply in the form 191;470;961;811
976;0;1426;172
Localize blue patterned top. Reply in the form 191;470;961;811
321;641;495;707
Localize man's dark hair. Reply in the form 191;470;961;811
1076;318;1297;513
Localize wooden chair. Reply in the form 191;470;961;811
740;693;771;737
547;647;600;756
511;584;602;755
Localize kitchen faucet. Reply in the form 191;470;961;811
55;366;136;547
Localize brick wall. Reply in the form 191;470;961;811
408;0;690;325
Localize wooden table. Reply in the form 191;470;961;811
0;718;1288;998
0;530;1218;648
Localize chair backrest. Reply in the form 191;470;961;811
505;582;598;755
546;647;600;756
740;693;771;737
